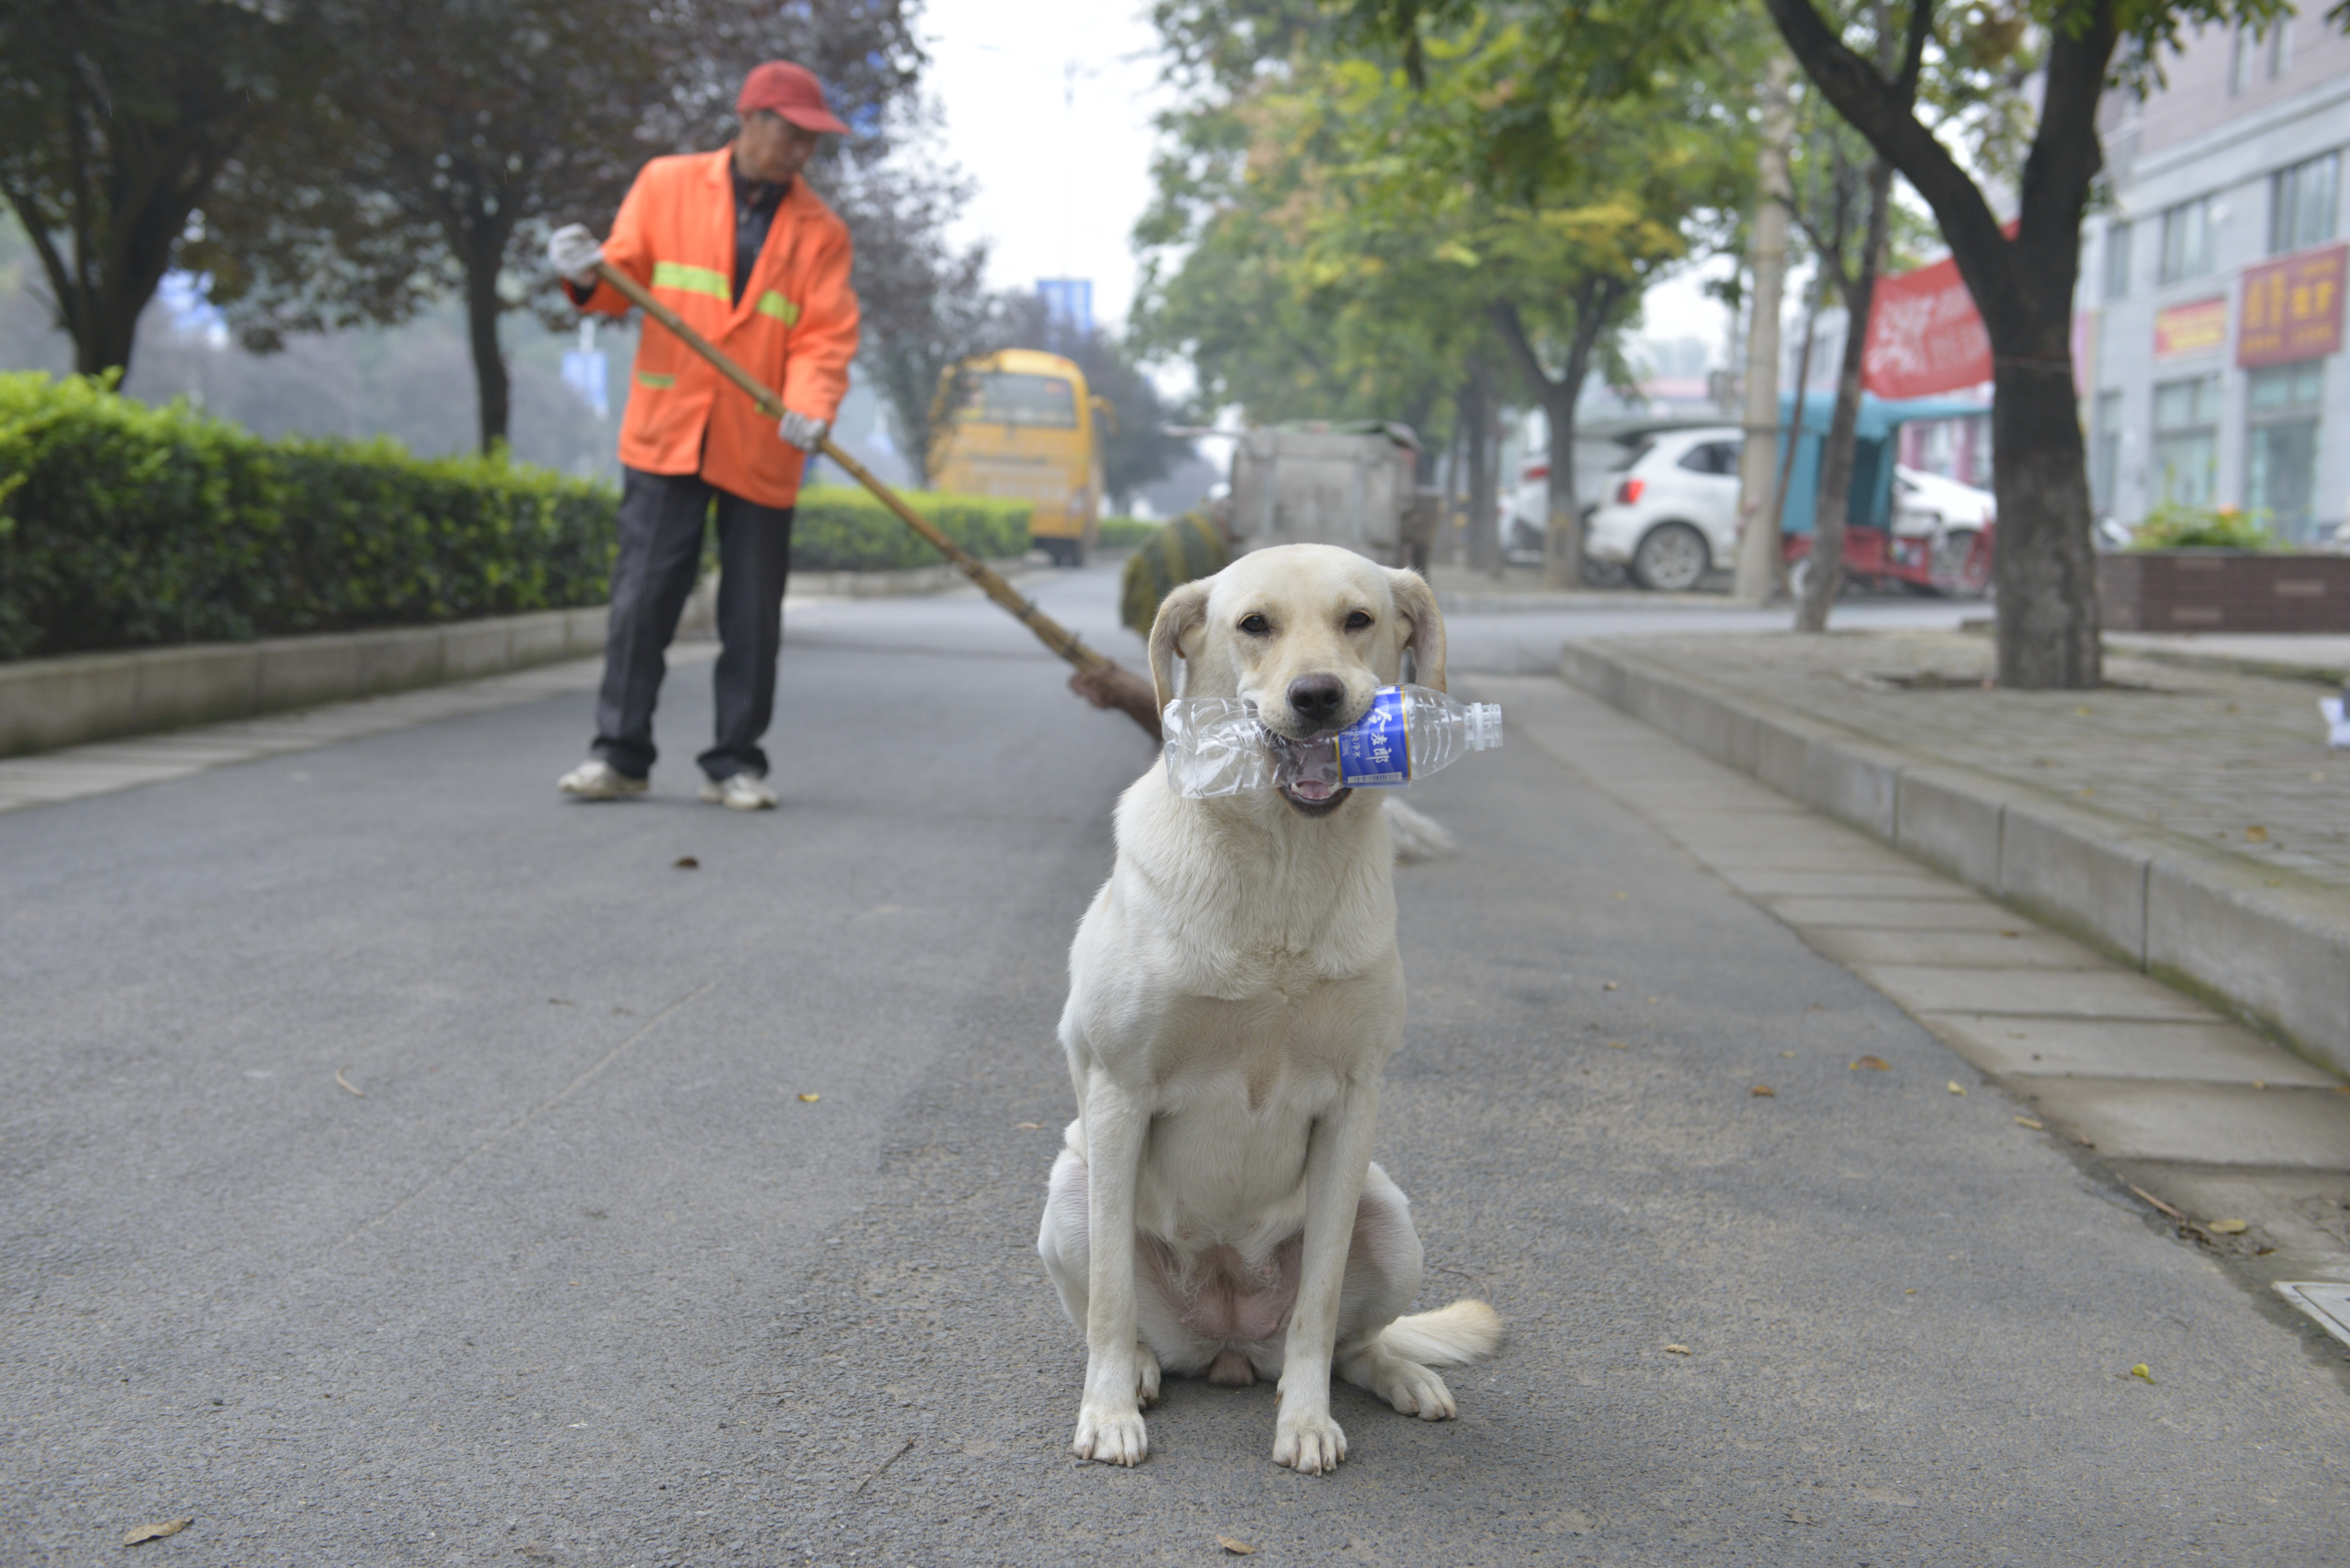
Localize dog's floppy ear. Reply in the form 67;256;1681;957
1386;568;1446;692
1148;579;1213;712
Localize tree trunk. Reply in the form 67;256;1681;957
1990;354;2099;686
1734;52;1796;603
1543;379;1581;589
1463;356;1498;576
1759;0;2110;685
461;218;513;454
1796;157;1892;632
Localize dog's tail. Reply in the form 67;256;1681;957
1382;797;1458;864
1379;1299;1505;1366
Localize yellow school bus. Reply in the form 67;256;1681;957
928;349;1108;565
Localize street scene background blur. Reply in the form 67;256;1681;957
8;0;2350;1562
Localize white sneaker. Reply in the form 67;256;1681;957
557;759;648;800
700;771;776;811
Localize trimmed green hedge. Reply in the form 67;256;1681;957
0;372;618;660
1097;515;1161;551
789;484;1030;572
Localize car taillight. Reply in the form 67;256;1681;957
1614;477;1645;505
1524;464;1549;481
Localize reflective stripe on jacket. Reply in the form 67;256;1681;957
575;149;859;508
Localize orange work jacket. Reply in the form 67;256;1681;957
574;148;859;508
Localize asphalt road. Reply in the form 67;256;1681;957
5;563;2345;1566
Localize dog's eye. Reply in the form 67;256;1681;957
1344;610;1374;630
1238;613;1271;636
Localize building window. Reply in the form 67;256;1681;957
2102;220;2132;299
2246;362;2325;542
2232;17;2295;92
2092;390;2124;515
2151;374;2221;508
2269;152;2341;255
2159;197;2217;284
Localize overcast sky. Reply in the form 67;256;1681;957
913;0;1737;375
918;0;1176;334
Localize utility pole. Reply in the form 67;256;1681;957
1732;52;1796;604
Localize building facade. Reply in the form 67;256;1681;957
2088;10;2350;543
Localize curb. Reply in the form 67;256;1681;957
1560;638;2350;1081
0;605;620;759
0;556;1043;761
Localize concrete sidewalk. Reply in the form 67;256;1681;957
1563;630;2350;1079
1478;674;2350;1317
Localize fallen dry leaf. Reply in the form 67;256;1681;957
797;1092;820;1103
1786;1508;1820;1525
1603;981;1618;991
1664;1343;1692;1356
123;1519;192;1546
2205;1218;2249;1235
2130;1363;2155;1384
1947;1081;1966;1095
1217;1537;1256;1556
2015;1116;2044;1130
1017;1122;1041;1129
1850;1055;1890;1071
2245;826;2269;844
1611;891;1629;900
334;1068;364;1099
2075;705;2092;717
1607;1040;1628;1050
1749;1085;1775;1097
674;855;700;869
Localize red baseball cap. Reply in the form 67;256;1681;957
738;61;849;134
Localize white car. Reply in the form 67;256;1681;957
1583;426;1743;591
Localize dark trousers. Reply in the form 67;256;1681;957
591;467;794;781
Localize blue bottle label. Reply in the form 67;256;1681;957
1336;688;1409;787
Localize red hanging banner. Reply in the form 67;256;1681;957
1862;252;1993;399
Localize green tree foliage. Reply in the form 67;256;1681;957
1054;327;1193;511
1139;4;1757;580
0;0;327;378
192;0;924;455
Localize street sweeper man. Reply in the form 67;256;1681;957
546;60;859;811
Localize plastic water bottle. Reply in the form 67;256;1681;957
1161;685;1502;799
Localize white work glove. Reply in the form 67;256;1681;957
776;410;829;452
548;224;604;285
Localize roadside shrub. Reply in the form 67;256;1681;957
2126;501;2283;553
1097;515;1162;551
789;484;1030;572
0;371;617;660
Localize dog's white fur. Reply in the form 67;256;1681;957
1039;543;1502;1474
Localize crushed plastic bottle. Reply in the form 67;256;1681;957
1161;684;1503;800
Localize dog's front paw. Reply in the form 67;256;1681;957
1272;1407;1348;1475
1073;1400;1149;1466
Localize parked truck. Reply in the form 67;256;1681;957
1227;421;1436;570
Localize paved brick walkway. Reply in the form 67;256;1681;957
1593;630;2350;890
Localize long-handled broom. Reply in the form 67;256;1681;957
590;261;1160;737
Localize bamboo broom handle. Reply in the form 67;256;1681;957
590;260;1111;674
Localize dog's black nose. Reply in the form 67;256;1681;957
1288;674;1347;726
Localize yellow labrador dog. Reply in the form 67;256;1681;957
1039;543;1502;1473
